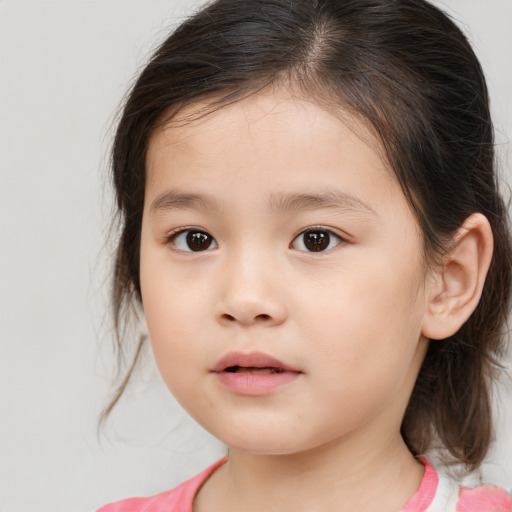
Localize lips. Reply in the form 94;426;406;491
212;351;301;396
212;351;299;373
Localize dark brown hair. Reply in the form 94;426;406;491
105;0;511;469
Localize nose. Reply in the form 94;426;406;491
215;253;288;327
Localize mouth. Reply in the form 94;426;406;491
212;352;301;396
212;351;299;374
224;366;285;374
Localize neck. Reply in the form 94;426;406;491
195;433;424;512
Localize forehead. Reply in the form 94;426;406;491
147;87;391;180
144;88;406;226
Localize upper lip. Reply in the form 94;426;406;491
212;351;300;373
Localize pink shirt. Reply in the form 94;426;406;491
96;457;511;512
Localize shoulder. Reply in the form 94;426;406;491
455;484;512;512
428;459;512;512
95;457;227;512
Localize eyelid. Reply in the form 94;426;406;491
165;226;218;252
290;225;347;252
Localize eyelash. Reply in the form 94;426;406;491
291;226;345;253
165;226;345;253
165;227;218;253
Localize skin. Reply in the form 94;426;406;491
140;88;437;512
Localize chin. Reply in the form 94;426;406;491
228;441;298;455
211;425;319;456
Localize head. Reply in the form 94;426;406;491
107;0;511;468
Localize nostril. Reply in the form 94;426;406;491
219;312;272;323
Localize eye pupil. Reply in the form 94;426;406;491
303;231;330;252
186;231;213;251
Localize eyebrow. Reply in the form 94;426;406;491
149;190;376;217
268;191;376;216
149;191;220;216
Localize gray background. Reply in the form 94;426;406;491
1;1;511;511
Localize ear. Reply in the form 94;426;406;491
422;213;493;340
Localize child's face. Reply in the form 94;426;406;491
140;89;432;455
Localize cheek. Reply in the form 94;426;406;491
298;250;426;382
143;287;203;362
140;256;207;390
141;231;208;335
143;282;200;338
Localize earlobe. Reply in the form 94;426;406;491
421;213;494;340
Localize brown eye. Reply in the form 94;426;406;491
172;230;218;252
291;229;342;252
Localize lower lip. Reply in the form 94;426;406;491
215;370;300;396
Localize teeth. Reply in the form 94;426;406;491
225;366;283;374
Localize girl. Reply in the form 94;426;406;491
97;0;512;510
